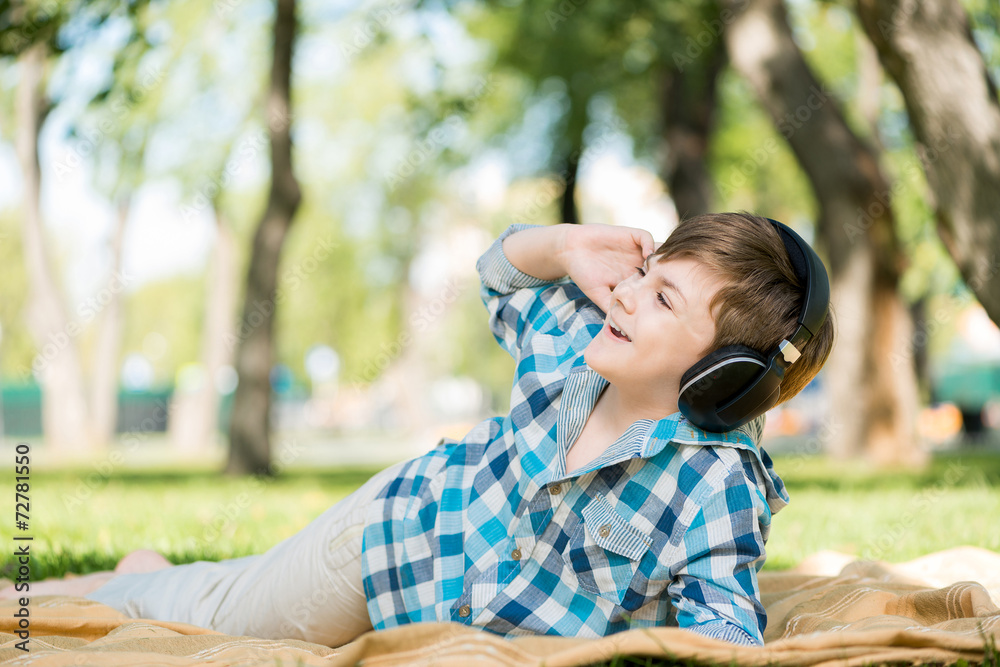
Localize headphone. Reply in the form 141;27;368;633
677;218;830;433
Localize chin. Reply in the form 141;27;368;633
582;344;605;372
584;339;627;379
582;350;616;384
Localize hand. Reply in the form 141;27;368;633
558;224;656;313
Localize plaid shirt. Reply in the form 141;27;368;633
361;224;790;646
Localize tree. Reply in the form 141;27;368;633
89;197;129;447
659;2;728;218
468;0;750;223
155;8;280;453
466;1;681;225
14;41;92;453
171;200;238;454
6;1;151;452
724;0;922;465
225;0;301;476
855;0;1000;324
79;36;162;449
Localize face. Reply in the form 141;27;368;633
583;254;724;410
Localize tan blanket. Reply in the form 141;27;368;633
1;547;998;666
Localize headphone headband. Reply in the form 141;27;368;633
677;216;830;432
767;219;830;353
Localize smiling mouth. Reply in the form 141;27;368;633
608;317;631;342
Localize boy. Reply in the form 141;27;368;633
13;212;834;647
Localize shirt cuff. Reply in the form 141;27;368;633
685;621;762;646
476;224;559;295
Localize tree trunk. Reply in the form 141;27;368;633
171;208;237;454
856;0;1000;324
724;0;923;466
660;37;726;218
909;297;930;399
15;43;94;454
225;0;301;476
559;149;580;225
90;196;129;447
558;94;588;225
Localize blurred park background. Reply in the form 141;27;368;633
0;0;999;576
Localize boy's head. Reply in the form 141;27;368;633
649;211;835;406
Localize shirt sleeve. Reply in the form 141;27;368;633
477;223;592;361
666;462;769;647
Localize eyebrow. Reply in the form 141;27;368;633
644;256;688;308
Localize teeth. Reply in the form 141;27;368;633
609;317;630;342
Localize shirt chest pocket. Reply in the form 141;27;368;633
564;494;653;609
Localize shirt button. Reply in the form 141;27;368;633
511;548;522;561
458;605;471;618
549;484;562;495
598;524;611;539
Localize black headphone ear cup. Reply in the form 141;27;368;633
679;345;768;431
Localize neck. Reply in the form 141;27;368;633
598;382;679;434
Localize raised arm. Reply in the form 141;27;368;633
478;223;655;362
502;223;655;313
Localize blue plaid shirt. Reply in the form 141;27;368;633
361;224;790;646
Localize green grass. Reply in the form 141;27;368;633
1;451;999;581
1;465;380;580
765;449;1000;569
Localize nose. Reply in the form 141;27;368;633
613;275;637;314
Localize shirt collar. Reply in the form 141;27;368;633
646;412;761;457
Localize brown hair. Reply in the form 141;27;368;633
651;211;836;404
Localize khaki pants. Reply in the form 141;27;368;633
86;461;406;647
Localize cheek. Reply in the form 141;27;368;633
674;315;714;355
646;324;706;372
638;327;678;368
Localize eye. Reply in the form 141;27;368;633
635;266;671;309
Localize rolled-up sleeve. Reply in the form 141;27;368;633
666;463;769;646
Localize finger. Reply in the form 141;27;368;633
633;229;655;258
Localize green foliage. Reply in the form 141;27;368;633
121;275;204;385
439;272;515;414
274;209;406;385
963;0;1000;76
709;71;815;220
785;3;869;138
0;0;150;58
5;0;1000;427
462;0;716;178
